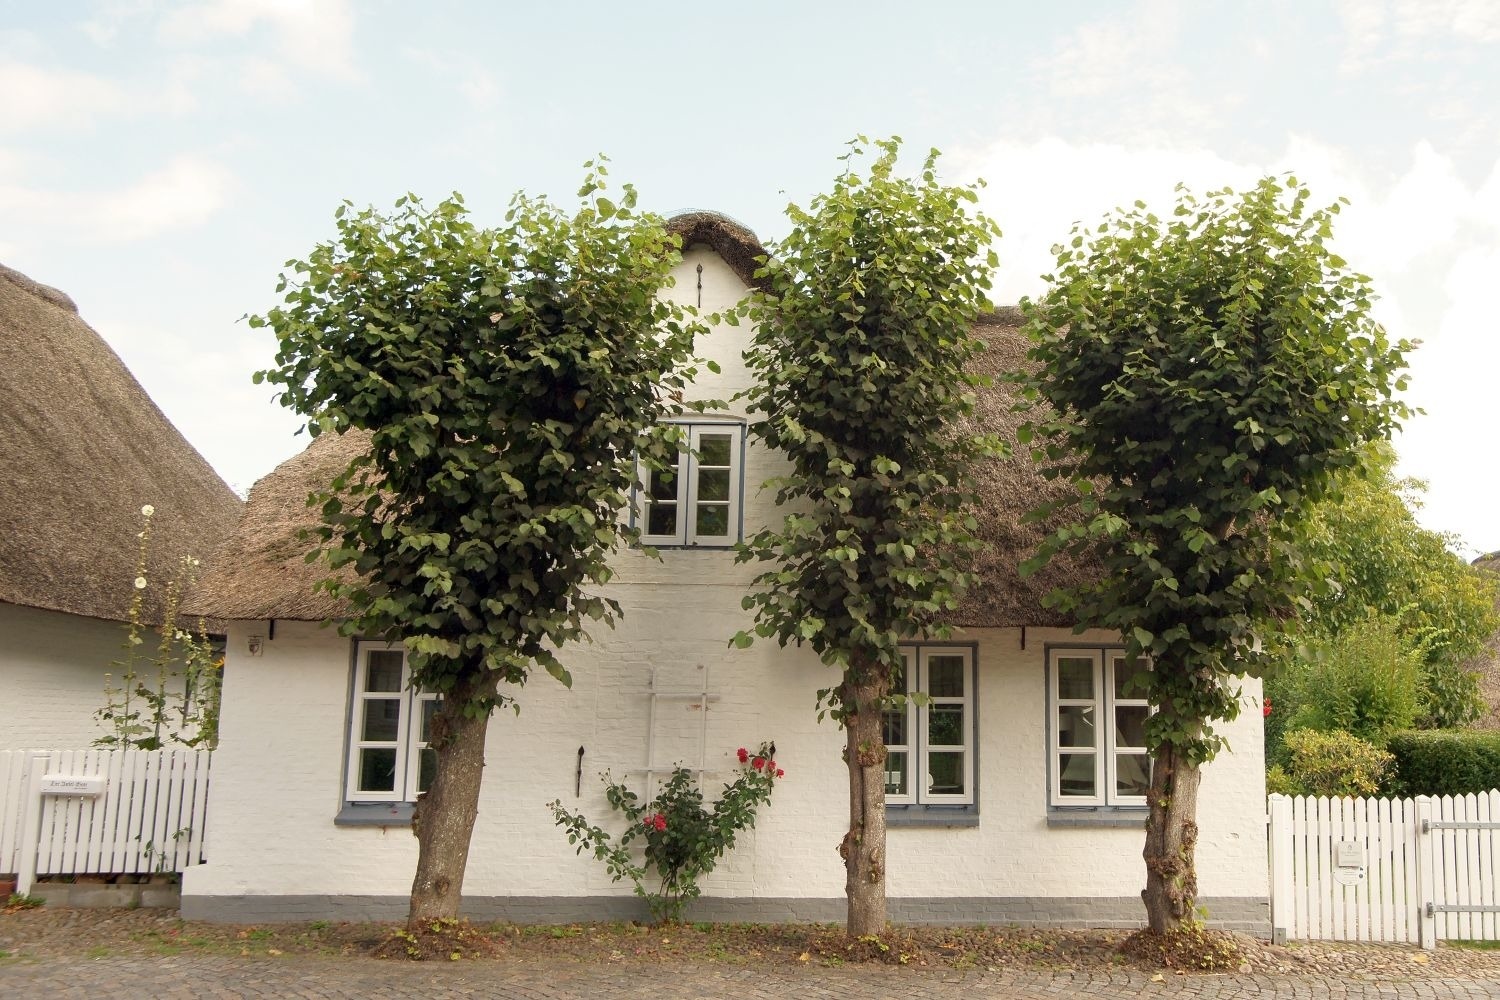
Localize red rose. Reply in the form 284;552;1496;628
1263;697;1272;718
653;814;667;832
737;747;750;763
752;757;766;770
776;768;785;778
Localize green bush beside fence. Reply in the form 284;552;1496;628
1385;729;1500;797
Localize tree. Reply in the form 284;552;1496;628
1018;178;1413;933
733;138;1003;935
253;172;702;927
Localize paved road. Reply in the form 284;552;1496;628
2;954;1499;999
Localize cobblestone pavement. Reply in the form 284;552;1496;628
2;954;1499;999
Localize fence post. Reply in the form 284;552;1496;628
1268;793;1292;944
1415;795;1436;949
15;753;51;897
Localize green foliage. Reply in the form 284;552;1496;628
732;136;1004;699
1283;612;1424;742
3;893;44;911
252;167;703;712
1018;177;1413;763
1272;729;1393;797
1419;659;1485;730
1385;730;1500;797
550;745;783;923
96;505;222;751
1298;445;1498;668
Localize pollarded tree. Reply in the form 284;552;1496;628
733;138;1003;936
253;171;703;927
1018;178;1412;934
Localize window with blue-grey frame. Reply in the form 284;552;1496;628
1048;646;1151;809
635;421;744;547
883;644;976;812
344;641;438;804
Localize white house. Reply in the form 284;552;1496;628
0;263;241;752
182;214;1269;932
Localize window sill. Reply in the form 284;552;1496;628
335;802;415;827
886;805;979;828
1046;807;1147;828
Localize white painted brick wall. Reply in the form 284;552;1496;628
0;602;128;751
186;250;1268;907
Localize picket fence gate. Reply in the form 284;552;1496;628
0;749;212;894
1269;790;1500;947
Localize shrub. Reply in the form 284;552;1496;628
1276;729;1393;797
1417;659;1484;730
550;744;783;923
1385;730;1500;797
1286;613;1423;742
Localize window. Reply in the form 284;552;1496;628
637;423;744;547
1049;647;1150;808
345;642;437;803
883;645;975;807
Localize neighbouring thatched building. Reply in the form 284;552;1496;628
1471;553;1500;731
0;263;242;751
181;214;1268;932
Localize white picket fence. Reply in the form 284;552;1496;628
1269;791;1500;947
1;749;212;892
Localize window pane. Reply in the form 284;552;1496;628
1057;705;1096;748
927;656;965;697
419;699;438;743
1057;657;1093;699
929;706;964;746
695;504;729;537
697;433;731;466
358;748;397;792
647;503;678;536
697;468;731;502
928;752;964;795
882;709;906;746
649;467;678;501
1116;706;1149;748
1114;657;1148;699
418;748;437;794
885;751;908;796
1116;753;1151;797
361;698;401;741
1058;752;1096;796
366;652;403;692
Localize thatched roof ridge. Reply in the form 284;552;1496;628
0;263;242;624
189;308;1093;628
665;212;770;290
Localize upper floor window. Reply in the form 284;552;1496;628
1048;647;1150;808
884;645;976;807
636;422;744;547
345;642;437;803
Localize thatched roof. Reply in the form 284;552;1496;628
188;307;1092;628
0;263;242;624
665;212;770;290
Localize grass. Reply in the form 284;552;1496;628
1448;939;1500;951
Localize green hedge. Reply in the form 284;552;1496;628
1385;730;1500;797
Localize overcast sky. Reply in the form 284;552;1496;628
3;0;1497;555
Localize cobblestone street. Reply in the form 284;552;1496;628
3;954;1499;999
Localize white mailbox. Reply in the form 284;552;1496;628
40;775;105;797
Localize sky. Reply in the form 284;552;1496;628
2;0;1497;556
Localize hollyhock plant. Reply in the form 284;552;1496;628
551;741;782;923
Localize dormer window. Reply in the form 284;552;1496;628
636;422;744;547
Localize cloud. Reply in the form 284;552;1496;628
1335;0;1500;72
401;47;502;111
157;0;359;80
0;155;236;242
0;60;129;132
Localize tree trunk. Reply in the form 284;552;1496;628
408;685;492;928
839;660;889;936
1141;740;1202;933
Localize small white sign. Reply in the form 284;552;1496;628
40;775;105;797
1335;840;1364;868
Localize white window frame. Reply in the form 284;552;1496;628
345;642;439;803
636;421;744;547
884;645;975;807
1047;646;1151;809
